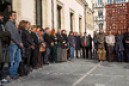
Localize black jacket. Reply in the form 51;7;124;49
21;29;33;48
81;36;90;47
30;32;39;48
0;23;11;45
89;36;93;49
124;32;129;48
50;35;58;46
75;36;81;50
43;33;51;48
56;33;64;47
62;34;68;49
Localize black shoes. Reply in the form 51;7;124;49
11;75;19;80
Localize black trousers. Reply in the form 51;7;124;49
30;47;39;68
50;46;57;62
75;49;80;58
82;47;89;59
89;48;92;59
0;63;5;80
22;48;31;66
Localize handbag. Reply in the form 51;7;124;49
40;43;46;52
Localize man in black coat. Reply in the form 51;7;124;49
43;27;51;64
81;32;90;59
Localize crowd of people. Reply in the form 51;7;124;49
0;11;129;86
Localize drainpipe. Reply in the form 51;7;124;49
51;0;54;28
84;4;88;32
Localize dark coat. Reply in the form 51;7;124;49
116;35;124;51
43;33;51;48
68;35;75;48
89;36;92;49
93;36;98;49
50;35;58;46
21;29;33;58
0;24;11;45
81;36;90;48
30;32;39;48
75;36;81;50
21;29;33;48
56;33;64;48
0;40;3;63
124;32;129;48
0;23;10;63
62;34;68;49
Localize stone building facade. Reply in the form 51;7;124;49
85;0;94;36
92;0;129;31
0;0;95;34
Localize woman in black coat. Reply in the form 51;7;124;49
19;21;33;67
61;30;68;61
18;20;34;76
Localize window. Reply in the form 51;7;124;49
57;5;62;29
79;17;82;33
36;0;42;27
70;12;74;31
115;0;126;3
98;10;103;18
98;0;102;5
107;0;113;4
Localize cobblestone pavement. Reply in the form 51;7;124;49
4;59;129;86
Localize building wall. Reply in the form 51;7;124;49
85;0;94;37
92;0;129;32
12;0;87;33
86;7;94;37
12;0;36;24
92;0;106;31
53;0;85;32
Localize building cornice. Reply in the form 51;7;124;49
76;0;88;7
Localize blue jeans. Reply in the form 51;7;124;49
117;51;123;62
9;44;22;77
69;46;74;60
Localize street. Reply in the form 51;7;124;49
5;59;129;86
